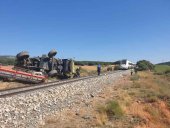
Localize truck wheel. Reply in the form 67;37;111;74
48;49;57;58
17;51;29;60
48;70;58;77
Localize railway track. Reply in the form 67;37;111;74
0;70;125;98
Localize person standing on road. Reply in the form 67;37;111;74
134;66;138;74
76;67;80;77
131;69;134;75
97;64;101;76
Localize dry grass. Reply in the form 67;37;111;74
0;65;14;69
77;65;114;76
127;71;170;128
80;65;97;71
97;100;124;121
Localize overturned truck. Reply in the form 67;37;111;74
0;49;75;83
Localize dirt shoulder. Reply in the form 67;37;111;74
0;81;28;90
41;71;170;128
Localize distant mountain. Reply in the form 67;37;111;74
157;62;170;66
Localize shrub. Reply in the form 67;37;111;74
132;83;141;88
145;95;158;103
144;106;160;117
136;60;154;71
106;101;124;119
165;69;170;74
114;65;120;70
98;101;124;120
142;90;159;103
130;75;140;81
107;67;113;71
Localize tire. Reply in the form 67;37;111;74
48;49;57;58
17;51;29;60
48;70;58;77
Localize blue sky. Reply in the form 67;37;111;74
0;0;170;63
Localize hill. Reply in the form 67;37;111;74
157;61;170;66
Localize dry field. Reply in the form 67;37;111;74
41;71;170;128
77;65;115;76
80;65;97;71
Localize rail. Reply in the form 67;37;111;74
0;70;124;97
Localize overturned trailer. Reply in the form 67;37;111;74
0;49;76;83
0;66;46;83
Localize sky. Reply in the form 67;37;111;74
0;0;170;63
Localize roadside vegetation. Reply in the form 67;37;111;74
0;56;15;65
130;71;170;127
154;65;170;75
94;70;170;128
97;100;124;124
92;61;170;127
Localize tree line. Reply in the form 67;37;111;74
0;56;15;65
0;56;114;66
75;61;113;66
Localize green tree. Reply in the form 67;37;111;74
136;60;154;71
